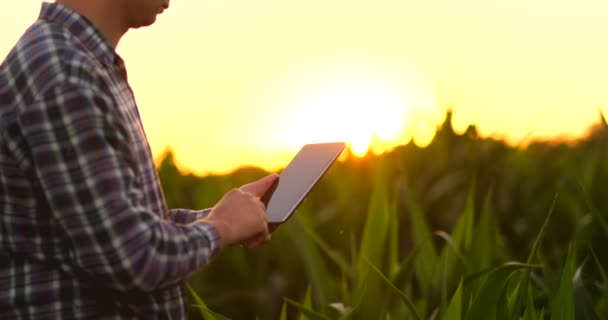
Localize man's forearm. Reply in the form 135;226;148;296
167;208;212;224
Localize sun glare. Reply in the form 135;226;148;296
254;57;441;169
279;77;412;156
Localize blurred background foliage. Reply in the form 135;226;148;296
158;112;608;319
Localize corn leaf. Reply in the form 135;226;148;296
550;245;576;320
366;257;422;320
441;280;463;320
187;285;231;320
465;263;541;320
286;297;331;320
404;185;437;297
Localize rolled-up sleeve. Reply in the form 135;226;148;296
15;82;220;292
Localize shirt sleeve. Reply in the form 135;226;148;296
15;82;221;293
167;208;212;224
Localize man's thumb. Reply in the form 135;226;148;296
240;174;279;197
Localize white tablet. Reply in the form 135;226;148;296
260;142;346;230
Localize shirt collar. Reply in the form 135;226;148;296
39;2;122;67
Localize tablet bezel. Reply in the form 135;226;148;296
262;142;345;229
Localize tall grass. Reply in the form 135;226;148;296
159;112;608;319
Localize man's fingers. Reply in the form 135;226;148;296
242;232;272;249
240;174;279;197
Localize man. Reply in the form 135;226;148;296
0;0;277;318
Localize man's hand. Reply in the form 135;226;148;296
200;174;279;249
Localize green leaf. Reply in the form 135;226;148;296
328;302;350;316
528;194;559;265
292;287;320;320
506;280;524;320
440;250;451;311
289;217;331;309
388;198;400;277
441;280;463;320
580;184;608;237
336;287;364;320
390;244;422;286
551;245;576;320
187;284;231;320
469;189;504;272
340;273;352;310
508;195;558;319
439;182;476;305
337;300;361;320
300;219;352;278
522;282;538;320
590;247;608;286
464;262;542;285
595;296;608;319
354;171;393;317
365;257;422;320
452;180;476;252
404;185;437;296
279;302;288;320
285;297;332;320
300;287;313;319
356;178;391;276
434;230;470;273
465;263;541;320
573;257;600;320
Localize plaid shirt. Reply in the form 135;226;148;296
0;3;220;319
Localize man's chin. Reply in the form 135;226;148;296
132;16;158;29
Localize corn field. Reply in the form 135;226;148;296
158;112;608;320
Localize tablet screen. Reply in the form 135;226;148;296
265;142;345;224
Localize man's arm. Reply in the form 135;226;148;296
14;82;222;292
167;208;212;224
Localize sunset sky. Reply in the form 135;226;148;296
3;1;608;175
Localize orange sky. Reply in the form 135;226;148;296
3;1;608;175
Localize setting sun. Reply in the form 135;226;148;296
282;77;409;156
265;59;440;158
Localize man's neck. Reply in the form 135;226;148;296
55;0;128;48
